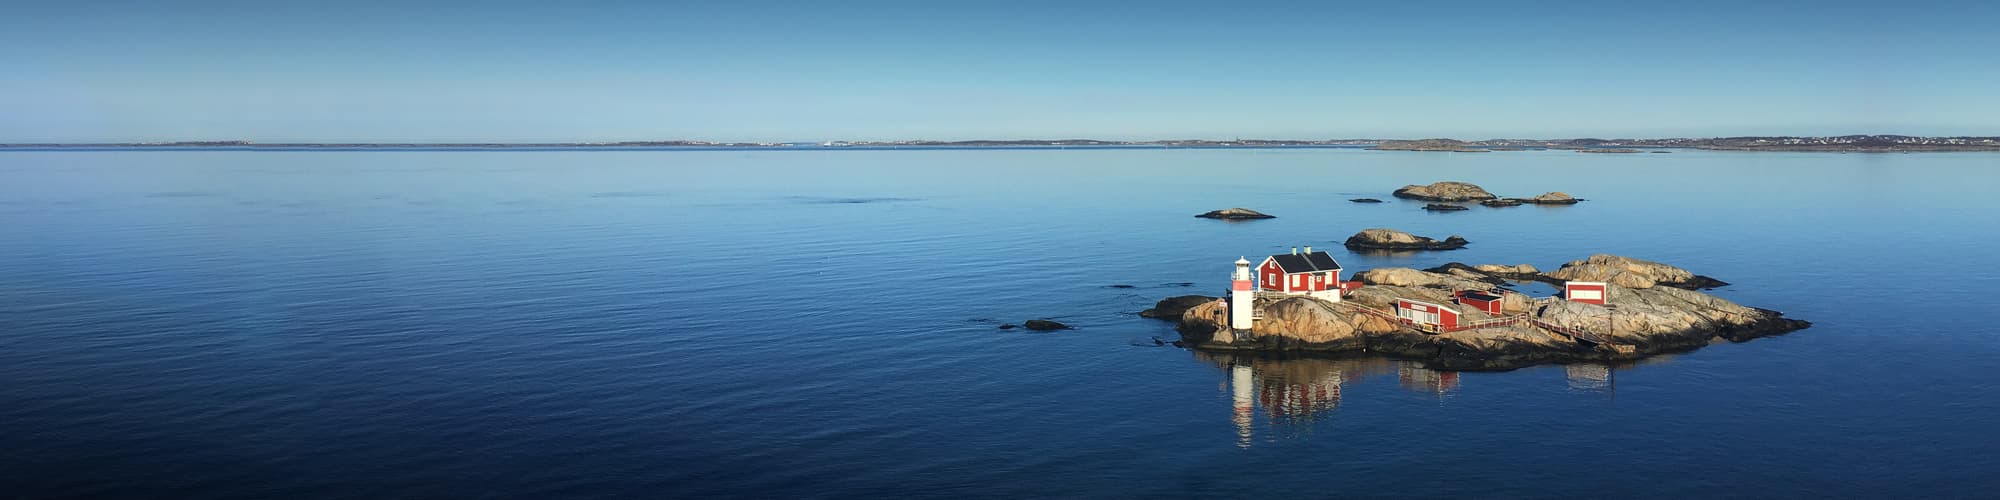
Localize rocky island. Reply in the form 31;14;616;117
1343;228;1468;251
1517;192;1581;205
1393;181;1499;201
1149;254;1806;370
1194;208;1276;220
1392;182;1585;207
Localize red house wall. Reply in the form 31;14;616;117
1259;261;1284;291
1258;260;1335;292
1397;299;1460;328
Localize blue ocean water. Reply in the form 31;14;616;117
1;148;1997;498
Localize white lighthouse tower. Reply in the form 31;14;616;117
1231;257;1255;330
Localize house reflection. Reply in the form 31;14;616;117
1195;352;1461;448
1398;364;1461;395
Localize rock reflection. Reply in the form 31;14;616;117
1564;363;1614;393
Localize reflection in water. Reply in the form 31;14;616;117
1398;364;1461;395
1200;354;1637;447
1197;353;1456;448
1565;363;1614;393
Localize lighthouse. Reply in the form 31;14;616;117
1231;257;1255;330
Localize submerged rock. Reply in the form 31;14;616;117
1393;181;1499;201
1023;319;1071;331
1545;254;1728;290
1481;198;1523;207
1140;295;1217;320
1423;203;1470;211
1349;198;1384;203
1343;228;1469;251
1194;207;1275;220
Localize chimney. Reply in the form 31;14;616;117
1305;246;1313;254
1291;247;1298;255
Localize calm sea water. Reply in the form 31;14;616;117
2;148;1998;498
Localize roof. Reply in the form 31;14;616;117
1456;291;1503;302
1265;251;1342;274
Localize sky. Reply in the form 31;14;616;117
3;0;1997;142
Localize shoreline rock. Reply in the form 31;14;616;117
1140;295;1217;319
1343;228;1469;251
1194;207;1275;220
1393;181;1499;201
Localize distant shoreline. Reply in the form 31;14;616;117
3;135;1998;152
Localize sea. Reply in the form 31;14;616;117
2;147;1997;498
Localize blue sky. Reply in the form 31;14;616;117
3;0;1996;142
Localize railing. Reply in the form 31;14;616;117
1443;315;1531;332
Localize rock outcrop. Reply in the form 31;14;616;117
1140;295;1217;319
1545;254;1729;289
1194;208;1275;220
1023;319;1071;331
1343;228;1469;251
1521;192;1581;205
1393;181;1499;201
1349;198;1384;203
1481;199;1523;207
1423;203;1469;212
1474;263;1540;276
1167;259;1803;370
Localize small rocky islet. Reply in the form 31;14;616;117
1392;181;1584;209
1148;254;1806;371
1194;207;1276;220
1343;228;1468;251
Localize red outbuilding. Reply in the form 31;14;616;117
1564;281;1609;305
1453;290;1505;314
1395;298;1460;331
1258;248;1344;296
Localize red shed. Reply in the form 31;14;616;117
1395;298;1460;330
1564;281;1609;305
1257;248;1343;295
1453;290;1505;314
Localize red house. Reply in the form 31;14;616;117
1564;281;1609;305
1396;298;1460;331
1453;290;1505;314
1258;248;1343;296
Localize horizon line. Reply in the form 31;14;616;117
4;133;1998;146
